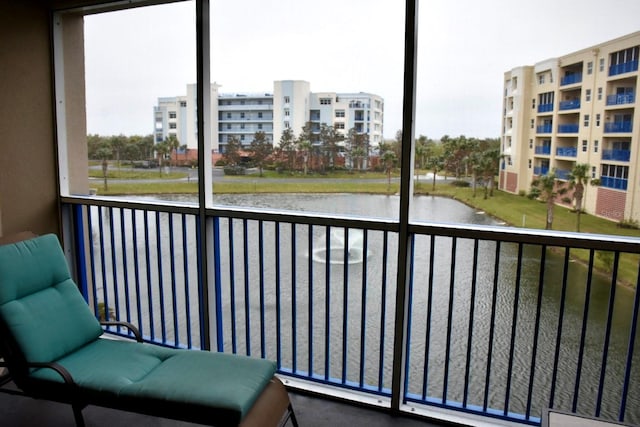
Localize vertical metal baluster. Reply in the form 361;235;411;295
378;231;389;393
169;213;179;347
324;225;331;381
572;249;595;413
422;235;436;401
108;207;120;328
131;209;143;338
443;237;457;404
403;234;416;401
359;229;369;388
182;213;193;349
549;248;571;409
275;222;282;369
292;224;297;373
98;206;109;322
504;243;524;415
228;219;237;354
87;206;99;317
526;245;548;419
144;210;155;341
595;251;620;417
243;219;251;356
211;216;224;352
156;212;167;344
258;220;266;359
73;204;90;301
619;262;640;422
342;227;349;384
463;239;480;408
308;224;314;377
483;241;501;412
120;209;132;327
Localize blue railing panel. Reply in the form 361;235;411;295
561;73;582;86
538;104;554;113
534;166;550;176
602;150;631;162
609;60;639;77
535;146;551;155
537;124;553;134
606;93;635;106
555;169;571;180
558;124;579;133
600;176;629;190
556;147;577;157
559;100;580;110
605;122;633;133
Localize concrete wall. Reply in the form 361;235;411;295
0;1;60;237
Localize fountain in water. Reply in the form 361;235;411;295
310;228;369;264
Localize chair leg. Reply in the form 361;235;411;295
287;403;299;427
72;405;85;427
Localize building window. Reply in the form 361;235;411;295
596;114;601;127
169;111;177;119
591;166;597;179
600;164;629;190
584;114;590;127
284;121;290;129
599;58;605;72
284;109;290;117
335;122;345;129
582;140;588;152
538;74;545;84
226;124;231;129
180;101;187;107
336;110;345;118
241;135;245;141
528;159;532;169
258;112;263;119
529;139;533;149
227;113;232;119
597;87;603;101
585;89;591;102
320;98;332;105
240;123;245;129
594;140;599;153
587;61;593;75
532;99;536;109
169;123;177;129
284;96;290;104
258;124;263;129
531;119;534;129
240;112;245;119
508;157;513;166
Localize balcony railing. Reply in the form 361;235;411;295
606;93;636;106
558;124;579;133
605;122;633;133
559;100;580;111
533;166;549;175
609;60;639;77
556;147;577;157
555;169;571;180
600;176;629;190
560;73;582;86
534;146;551;155
61;197;640;427
602;149;631;162
536;124;552;134
537;104;554;113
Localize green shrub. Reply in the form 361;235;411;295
223;165;246;175
450;180;470;187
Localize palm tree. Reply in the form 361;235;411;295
530;170;566;230
567;163;590;232
381;150;397;192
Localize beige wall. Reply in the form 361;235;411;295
0;1;60;237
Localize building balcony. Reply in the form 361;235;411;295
218;103;274;111
534;146;551;155
557;123;579;133
602;149;631;162
600;176;629;190
533;166;549;175
606;93;636;106
609;60;639;77
560;73;582;86
537;103;554;113
54;196;640;427
558;99;581;111
604;121;633;133
555;169;571;180
536;124;553;133
556;147;577;157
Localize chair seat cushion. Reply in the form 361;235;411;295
29;338;277;425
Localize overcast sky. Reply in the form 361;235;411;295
84;0;640;141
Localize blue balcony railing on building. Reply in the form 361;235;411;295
537;124;553;134
606;93;636;106
559;100;581;111
61;197;640;427
556;147;577;157
555;169;571;180
600;176;629;190
609;60;639;77
605;122;633;133
534;146;551;155
560;73;582;86
558;124;579;133
538;104;554;113
533;166;549;175
602;149;631;162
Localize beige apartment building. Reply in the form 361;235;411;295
500;31;640;222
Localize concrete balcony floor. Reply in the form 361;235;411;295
0;380;450;427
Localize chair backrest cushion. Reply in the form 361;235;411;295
0;234;102;363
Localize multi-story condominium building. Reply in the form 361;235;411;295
500;31;640;222
154;80;384;156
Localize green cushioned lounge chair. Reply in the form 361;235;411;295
0;234;298;427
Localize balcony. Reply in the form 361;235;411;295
606;93;636;106
604;121;633;133
609;60;639;77
600;176;629;190
534;146;551;155
555;169;571;180
55;197;640;427
559;100;581;111
557;124;579;133
602;149;631;162
537;103;554;113
556;147;577;157
536;124;553;134
560;73;582;86
533;166;549;175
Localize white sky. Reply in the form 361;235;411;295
84;0;640;141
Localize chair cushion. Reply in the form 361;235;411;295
30;338;277;425
0;234;102;363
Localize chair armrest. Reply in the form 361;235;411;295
100;321;143;343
